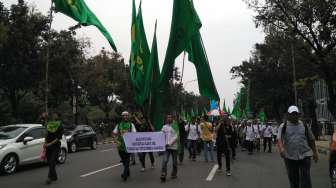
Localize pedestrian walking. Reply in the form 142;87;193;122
44;112;64;185
216;116;232;176
244;120;255;155
229;120;237;160
238;121;247;150
253;119;261;152
134;115;155;172
262;122;273;153
272;124;279;144
185;117;200;161
160;114;179;182
177;116;186;165
200;115;214;162
277;106;318;188
113;111;137;181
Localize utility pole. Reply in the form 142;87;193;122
291;43;298;106
45;1;54;113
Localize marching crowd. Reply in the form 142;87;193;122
42;105;318;188
112;110;284;182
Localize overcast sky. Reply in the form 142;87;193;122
4;0;264;108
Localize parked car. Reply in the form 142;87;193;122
0;124;68;175
64;125;97;153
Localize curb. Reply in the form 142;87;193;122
98;139;116;145
317;146;329;156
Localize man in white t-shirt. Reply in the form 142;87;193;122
244;120;255;155
160;114;178;182
253;120;262;152
112;111;137;181
185;117;200;161
262;122;273;153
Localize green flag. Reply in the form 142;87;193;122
223;100;228;113
53;0;117;51
231;90;243;120
244;81;252;118
181;108;186;121
186;112;191;123
191;108;195;118
259;108;267;124
152;0;219;130
160;0;219;100
146;21;162;130
203;107;208;115
186;31;219;100
129;1;151;105
172;120;181;152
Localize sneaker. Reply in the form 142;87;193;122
121;174;128;182
45;179;52;185
226;171;231;176
160;175;166;182
140;168;145;172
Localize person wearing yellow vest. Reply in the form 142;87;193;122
200;115;214;162
113;111;136;181
44;112;64;185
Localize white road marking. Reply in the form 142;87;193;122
80;163;122;178
206;164;219;181
100;148;114;152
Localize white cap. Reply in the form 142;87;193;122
288;106;299;114
121;111;129;116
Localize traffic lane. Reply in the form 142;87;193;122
208;151;329;188
66;154;217;188
0;143;120;187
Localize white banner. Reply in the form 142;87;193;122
123;132;166;153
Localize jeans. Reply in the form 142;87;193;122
229;138;236;158
161;149;178;177
247;140;254;153
139;152;154;168
217;144;230;171
255;138;261;151
187;140;197;160
203;141;214;162
46;146;60;180
118;150;130;177
284;157;312;188
263;137;272;152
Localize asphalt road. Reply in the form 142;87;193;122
0;144;330;188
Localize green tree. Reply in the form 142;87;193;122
0;0;48;120
245;0;336;116
80;49;130;121
231;34;318;121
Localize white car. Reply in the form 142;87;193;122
0;124;68;174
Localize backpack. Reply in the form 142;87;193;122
187;123;200;138
281;121;313;149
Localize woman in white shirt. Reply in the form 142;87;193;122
185;117;200;161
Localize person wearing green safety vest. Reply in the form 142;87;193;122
113;111;136;181
44;112;64;185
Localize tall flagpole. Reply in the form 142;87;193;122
45;1;54;114
291;43;298;106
